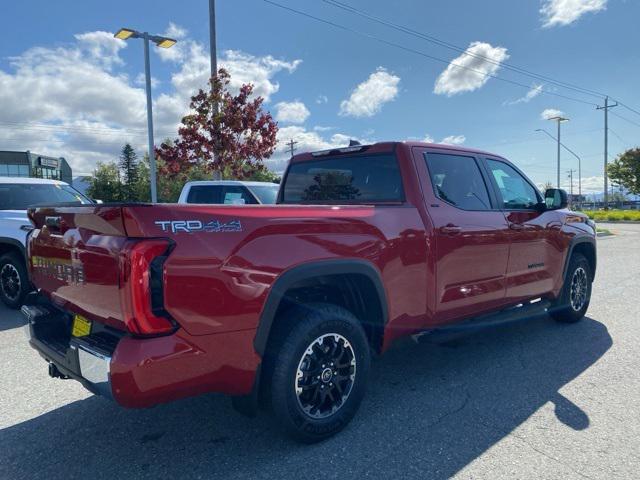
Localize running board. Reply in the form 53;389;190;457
413;298;551;343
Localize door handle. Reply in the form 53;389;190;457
509;223;525;231
440;224;462;235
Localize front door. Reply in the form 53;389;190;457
416;150;510;325
484;158;564;303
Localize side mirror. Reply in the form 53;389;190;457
94;199;103;204
544;188;568;210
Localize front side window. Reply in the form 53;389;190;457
486;159;539;210
424;153;492;210
281;154;403;204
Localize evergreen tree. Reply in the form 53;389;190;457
119;143;139;201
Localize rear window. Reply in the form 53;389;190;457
281;154;403;204
0;183;92;210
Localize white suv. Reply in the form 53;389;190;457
178;180;280;205
0;177;93;308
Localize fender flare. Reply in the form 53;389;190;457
253;259;389;357
562;235;597;281
0;237;27;263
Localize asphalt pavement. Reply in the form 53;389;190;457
1;223;638;479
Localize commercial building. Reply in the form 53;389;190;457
0;150;72;184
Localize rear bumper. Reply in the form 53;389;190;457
22;297;262;408
22;304;115;399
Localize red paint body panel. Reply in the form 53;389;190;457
26;142;595;408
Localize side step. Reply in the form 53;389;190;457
414;298;551;343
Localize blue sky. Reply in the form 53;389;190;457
1;0;639;194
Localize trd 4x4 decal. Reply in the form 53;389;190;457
154;219;242;233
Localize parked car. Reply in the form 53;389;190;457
22;141;596;442
0;177;93;308
178;180;280;205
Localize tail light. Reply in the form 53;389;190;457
119;239;175;336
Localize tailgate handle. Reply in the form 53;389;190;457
45;216;62;230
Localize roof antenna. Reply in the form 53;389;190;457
348;139;361;146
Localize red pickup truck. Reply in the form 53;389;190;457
22;141;596;442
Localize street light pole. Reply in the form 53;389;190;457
114;28;176;203
143;33;158;203
547;116;569;188
535;128;582;208
209;0;217;77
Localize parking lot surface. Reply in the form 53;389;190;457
1;223;638;479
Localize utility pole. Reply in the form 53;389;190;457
285;139;298;158
567;169;575;209
597;96;618;210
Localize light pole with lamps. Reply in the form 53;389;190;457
535;128;582;209
546;115;569;189
114;28;177;203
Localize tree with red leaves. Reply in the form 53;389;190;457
156;68;278;180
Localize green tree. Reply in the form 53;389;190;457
119;143;139;201
86;162;123;202
135;154;210;203
248;168;280;184
607;148;640;195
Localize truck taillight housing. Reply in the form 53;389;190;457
119;239;175;336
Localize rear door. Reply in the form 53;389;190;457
483;157;564;303
415;149;510;325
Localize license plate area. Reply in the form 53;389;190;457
72;314;92;337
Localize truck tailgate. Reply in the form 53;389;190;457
28;205;131;331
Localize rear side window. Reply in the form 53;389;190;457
486;159;539;210
186;185;258;205
281;154;403;204
424;153;492;210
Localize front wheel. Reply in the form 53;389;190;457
0;252;29;309
269;303;370;443
550;252;592;323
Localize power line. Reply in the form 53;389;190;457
320;0;607;101
262;0;599;107
610;110;640;129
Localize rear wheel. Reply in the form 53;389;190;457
268;303;370;443
550;253;592;323
0;252;29;309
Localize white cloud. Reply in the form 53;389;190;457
441;135;466;145
541;108;565;120
339;67;400;118
73;31;126;69
316;95;328;104
422;134;465;145
505;83;544;105
313;125;335;132
540;0;607;28
434;41;509;96
275;101;310;124
0;26;302;175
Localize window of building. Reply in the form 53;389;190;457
424;153;492;210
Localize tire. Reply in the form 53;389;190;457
550;252;592;323
0;252;29;309
268;303;370;443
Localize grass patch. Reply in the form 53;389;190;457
585;210;640;222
